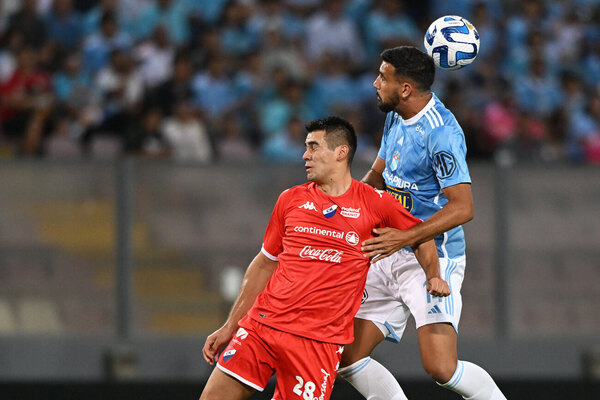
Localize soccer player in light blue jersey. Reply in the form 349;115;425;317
337;46;506;400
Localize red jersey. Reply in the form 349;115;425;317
242;179;421;344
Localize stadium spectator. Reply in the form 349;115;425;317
161;100;213;163
44;0;84;52
134;0;189;46
82;11;132;74
0;46;54;154
5;0;47;49
305;0;365;68
146;52;194;116
261;115;305;163
134;25;175;89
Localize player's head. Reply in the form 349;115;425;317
374;46;435;113
303;116;357;182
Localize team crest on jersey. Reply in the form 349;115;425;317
390;151;401;171
222;349;236;362
322;204;338;218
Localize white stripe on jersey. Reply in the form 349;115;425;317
424;111;436;129
431;107;445;126
428;110;440;127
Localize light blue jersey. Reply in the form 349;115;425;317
378;93;471;259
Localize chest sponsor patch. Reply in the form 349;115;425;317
340;207;360;218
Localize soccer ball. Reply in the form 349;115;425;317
424;15;480;70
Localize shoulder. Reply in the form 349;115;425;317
355;181;387;201
278;182;311;201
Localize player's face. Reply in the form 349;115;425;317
373;61;401;113
303;130;336;183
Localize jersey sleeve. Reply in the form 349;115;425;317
261;189;289;261
427;125;471;189
370;187;422;230
377;112;395;160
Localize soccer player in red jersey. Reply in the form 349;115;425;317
199;116;450;400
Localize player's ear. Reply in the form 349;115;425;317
336;145;349;162
400;82;413;99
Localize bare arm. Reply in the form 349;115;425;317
202;251;278;364
411;239;450;297
363;183;474;262
361;156;386;190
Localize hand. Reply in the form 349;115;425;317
202;324;237;365
426;277;451;297
362;227;411;264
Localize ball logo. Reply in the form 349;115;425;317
299;246;343;263
345;231;359;246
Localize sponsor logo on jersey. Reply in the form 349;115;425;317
415;124;425;134
322;204;338;218
345;231;359;245
299;201;318;211
294;225;344;240
340;207;360;219
222;349;236;361
385;185;414;212
384;170;419;190
299;246;343;263
433;151;457;179
318;369;331;400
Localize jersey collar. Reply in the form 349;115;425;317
402;94;436;126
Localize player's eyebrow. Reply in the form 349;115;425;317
305;139;319;147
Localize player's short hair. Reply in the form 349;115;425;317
305;116;357;165
381;46;435;92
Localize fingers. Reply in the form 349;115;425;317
202;343;215;365
427;279;451;297
369;251;392;264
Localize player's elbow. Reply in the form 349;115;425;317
456;201;474;224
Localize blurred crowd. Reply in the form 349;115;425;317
0;0;599;164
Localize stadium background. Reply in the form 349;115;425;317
0;0;599;399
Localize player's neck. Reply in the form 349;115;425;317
316;171;353;197
395;92;432;120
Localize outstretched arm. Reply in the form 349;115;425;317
411;239;450;297
363;183;474;263
202;251;278;364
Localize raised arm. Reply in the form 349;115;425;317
202;251;278;364
363;183;473;262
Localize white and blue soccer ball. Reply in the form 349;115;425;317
424;15;480;70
